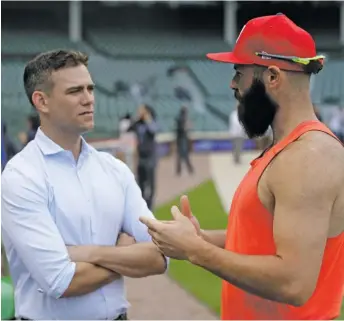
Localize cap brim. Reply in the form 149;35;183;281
206;52;252;65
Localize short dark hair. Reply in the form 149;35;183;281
253;60;322;79
301;60;323;75
23;49;89;106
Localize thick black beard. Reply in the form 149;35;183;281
236;79;278;139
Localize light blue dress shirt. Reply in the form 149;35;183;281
1;128;163;320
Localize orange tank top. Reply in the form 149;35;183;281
221;121;344;320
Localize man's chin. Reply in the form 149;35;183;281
80;123;94;135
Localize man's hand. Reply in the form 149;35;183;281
116;232;136;247
139;206;202;260
180;195;201;235
180;195;227;248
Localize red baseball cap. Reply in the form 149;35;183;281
207;13;323;72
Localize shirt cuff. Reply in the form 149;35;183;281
48;261;76;299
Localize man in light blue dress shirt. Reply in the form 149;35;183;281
1;50;168;320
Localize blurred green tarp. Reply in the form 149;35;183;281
1;276;15;320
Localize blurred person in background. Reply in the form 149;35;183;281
119;113;132;134
329;104;343;141
175;106;194;175
119;113;136;173
140;14;344;320
2;122;18;167
1;124;7;171
128;104;158;210
229;105;245;164
1;123;11;277
18;113;40;148
1;49;167;320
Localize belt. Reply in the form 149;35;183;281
19;313;128;320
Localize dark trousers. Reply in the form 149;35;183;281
176;138;193;175
137;158;156;210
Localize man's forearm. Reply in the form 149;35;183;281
61;262;120;298
200;229;227;248
87;242;166;278
187;238;305;306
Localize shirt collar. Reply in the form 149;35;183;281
35;128;93;156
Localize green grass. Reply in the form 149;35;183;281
154;179;344;319
340;303;344;320
154;179;228;315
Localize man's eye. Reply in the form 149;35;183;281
234;72;242;80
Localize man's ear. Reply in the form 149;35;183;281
32;90;49;114
266;66;282;89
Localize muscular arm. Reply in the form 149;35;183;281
187;142;339;306
1;167;119;299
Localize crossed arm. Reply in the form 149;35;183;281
1;164;166;299
66;161;167;278
68;241;166;279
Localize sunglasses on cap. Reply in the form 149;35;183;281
255;51;325;66
255;52;325;74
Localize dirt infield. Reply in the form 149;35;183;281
126;153;218;320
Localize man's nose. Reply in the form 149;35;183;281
82;90;94;105
230;79;237;90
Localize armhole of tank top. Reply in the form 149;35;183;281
254;122;343;195
267;121;340;157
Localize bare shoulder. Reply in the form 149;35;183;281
267;131;344;198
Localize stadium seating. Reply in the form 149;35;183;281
2;29;344;140
187;60;234;96
88;55;176;95
207;96;236;115
311;60;344;105
2;30;92;56
1;57;230;137
87;29;230;58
